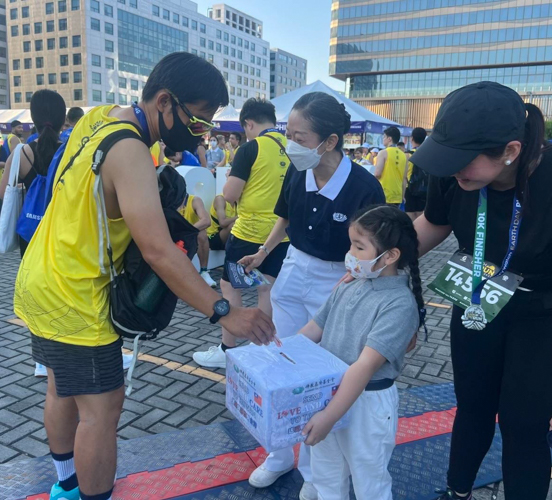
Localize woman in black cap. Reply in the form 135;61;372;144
410;81;552;500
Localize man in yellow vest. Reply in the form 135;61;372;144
207;194;237;251
13;52;275;500
178;193;216;287
227;131;241;165
375;126;407;205
193;98;290;369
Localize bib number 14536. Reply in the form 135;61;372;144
428;252;523;322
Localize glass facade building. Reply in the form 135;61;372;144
330;0;552;127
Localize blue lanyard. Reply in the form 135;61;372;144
259;128;279;136
132;102;151;146
471;187;522;305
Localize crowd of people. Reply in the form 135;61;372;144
0;51;550;500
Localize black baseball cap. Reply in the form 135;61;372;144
410;81;526;177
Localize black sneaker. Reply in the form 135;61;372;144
436;488;474;500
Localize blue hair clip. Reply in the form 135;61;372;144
419;307;428;342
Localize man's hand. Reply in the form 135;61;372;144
303;410;335;446
220;306;275;346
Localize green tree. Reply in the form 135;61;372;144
545;121;552;141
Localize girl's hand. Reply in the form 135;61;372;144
334;271;355;289
303;411;335;446
238;251;267;274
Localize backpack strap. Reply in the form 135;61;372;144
262;133;287;156
90;127;145;277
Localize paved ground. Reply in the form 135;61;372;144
0;237;549;499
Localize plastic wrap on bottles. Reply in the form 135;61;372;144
226;335;350;452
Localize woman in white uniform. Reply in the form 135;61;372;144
239;92;385;499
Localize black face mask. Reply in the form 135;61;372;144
158;103;201;153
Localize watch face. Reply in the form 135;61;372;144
214;300;230;316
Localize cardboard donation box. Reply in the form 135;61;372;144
226;335;350;452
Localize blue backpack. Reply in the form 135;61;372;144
15;129;72;243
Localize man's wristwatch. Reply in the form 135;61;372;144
209;298;231;324
259;245;270;256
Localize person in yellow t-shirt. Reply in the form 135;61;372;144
375;126;407;205
193;98;289;369
227;131;241;165
177;193;215;287
11;52;275;500
207;194;237;251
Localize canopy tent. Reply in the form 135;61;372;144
213;103;243;132
0;106;95;132
271;80;411;136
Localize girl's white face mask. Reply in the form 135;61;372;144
345;251;387;279
285;140;326;171
210;140;218;148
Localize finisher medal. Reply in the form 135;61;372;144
461;304;487;331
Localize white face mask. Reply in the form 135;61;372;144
345;251;387;279
285;140;325;171
210;140;218;148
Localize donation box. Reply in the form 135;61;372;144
226;335;350;452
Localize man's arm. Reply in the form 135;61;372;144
223;176;245;205
374;149;387;179
192;196;211;231
214;195;237;228
197;146;208;169
9;135;21;152
224;142;256;204
102;139;275;345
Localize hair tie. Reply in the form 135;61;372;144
419;307;428;341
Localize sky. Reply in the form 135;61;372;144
193;0;345;93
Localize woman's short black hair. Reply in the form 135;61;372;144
239;98;276;128
142;52;229;113
291;92;351;149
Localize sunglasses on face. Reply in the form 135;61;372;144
167;90;215;136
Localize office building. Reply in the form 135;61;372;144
330;0;552;128
209;3;262;39
270;48;307;98
7;0;270;109
0;1;8;108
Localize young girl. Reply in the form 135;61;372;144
299;205;425;500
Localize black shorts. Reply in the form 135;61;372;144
404;189;426;213
208;231;226;251
32;335;124;397
222;234;290;282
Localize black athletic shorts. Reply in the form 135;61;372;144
32;335;124;397
404;188;426;213
208;231;226;251
222;234;290;282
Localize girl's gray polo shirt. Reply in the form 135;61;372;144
314;275;419;381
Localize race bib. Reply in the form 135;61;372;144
428;252;523;322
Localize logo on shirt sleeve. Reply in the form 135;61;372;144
333;213;347;222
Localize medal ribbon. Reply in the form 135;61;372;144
132;102;151;147
471;187;523;305
259;127;280;136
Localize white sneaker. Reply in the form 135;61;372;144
200;270;217;288
192;345;226;369
122;352;134;371
299;481;318;500
249;464;294;488
34;363;47;377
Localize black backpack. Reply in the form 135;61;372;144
407;149;430;197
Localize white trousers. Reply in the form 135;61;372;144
312;386;399;500
264;245;346;481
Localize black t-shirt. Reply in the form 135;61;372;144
424;149;552;291
230;140;258;182
274;160;385;262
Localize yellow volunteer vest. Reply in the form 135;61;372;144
206;197;237;237
150;141;161;166
231;132;290;244
379;146;407;204
14;105;141;347
178;194;200;226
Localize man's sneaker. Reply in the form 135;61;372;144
201;271;217;288
34;363;47;377
249;464;294;488
299;481;318;500
49;482;80;500
122;352;134;371
192;345;226;369
436;489;473;500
